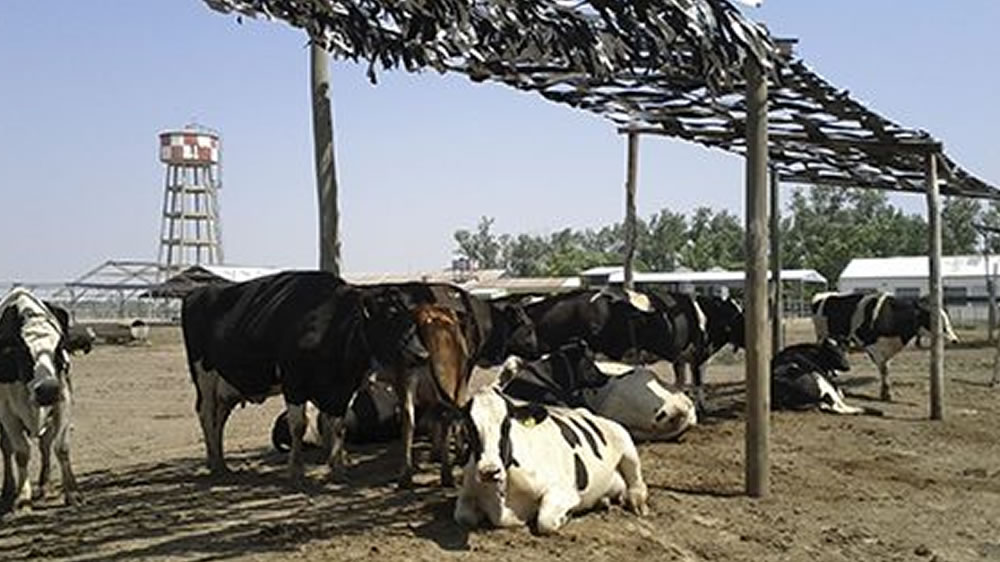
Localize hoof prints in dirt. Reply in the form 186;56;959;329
0;450;461;561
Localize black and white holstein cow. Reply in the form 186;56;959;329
506;287;672;362
500;342;697;441
772;339;876;415
643;289;745;412
0;288;81;512
181;270;428;481
811;291;959;401
454;384;647;534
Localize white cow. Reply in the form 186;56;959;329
0;288;80;512
454;384;647;534
499;344;697;441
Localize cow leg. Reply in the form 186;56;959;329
6;426;32;512
320;413;349;480
617;438;649;516
194;365;236;475
433;413;455;487
673;362;688;389
878;362;892;402
36;418;54;500
816;375;865;416
536;489;579;534
1;425;14;510
692;363;707;414
51;402;81;506
284;402;307;482
396;369;419;488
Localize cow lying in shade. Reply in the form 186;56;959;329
454;384;647;534
772;340;877;416
500;342;697;441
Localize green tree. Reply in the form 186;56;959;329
453;216;503;268
941;196;981;254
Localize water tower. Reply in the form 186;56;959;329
157;125;224;279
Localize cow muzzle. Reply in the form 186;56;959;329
476;462;504;485
30;377;63;407
398;326;430;366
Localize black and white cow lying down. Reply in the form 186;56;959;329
0;288;81;513
500;288;744;412
499;342;697;441
812;291;959;401
454;384;647;534
771;340;879;415
181;270;429;481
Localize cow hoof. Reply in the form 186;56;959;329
64;491;84;507
396;471;415;489
879;388;892;402
440;471;455;488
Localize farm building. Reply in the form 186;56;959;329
579;265;828;316
838;255;998;325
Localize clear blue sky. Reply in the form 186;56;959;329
1;1;997;282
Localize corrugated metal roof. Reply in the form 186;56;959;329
604;268;827;285
199;265;282;282
839;255;997;280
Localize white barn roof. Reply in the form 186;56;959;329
580;266;827;285
840;255;996;281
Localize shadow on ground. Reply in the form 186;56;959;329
0;444;464;561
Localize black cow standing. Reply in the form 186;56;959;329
812;291;959;401
181;270;427;481
642;289;745;412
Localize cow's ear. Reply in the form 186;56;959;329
0;306;22;343
508;402;548;426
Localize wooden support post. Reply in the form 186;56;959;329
623;130;639;290
926;152;944;420
311;43;341;275
744;60;770;498
769;167;783;353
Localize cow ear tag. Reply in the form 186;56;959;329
519;417;536;428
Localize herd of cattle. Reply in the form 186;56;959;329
0;274;957;532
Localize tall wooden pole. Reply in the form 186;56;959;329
311;43;341;275
769;167;783;354
623;130;639;290
744;59;770;498
926;152;944;420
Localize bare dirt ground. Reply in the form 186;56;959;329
2;321;1000;561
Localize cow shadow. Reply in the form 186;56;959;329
0;444;467;560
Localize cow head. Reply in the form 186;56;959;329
0;300;69;408
593;368;697;441
913;299;960;344
462;386;547;487
818;338;851;372
360;288;429;368
487;301;540;362
701;296;745;352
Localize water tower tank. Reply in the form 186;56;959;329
159;130;220;166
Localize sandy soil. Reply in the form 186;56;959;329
2;322;999;561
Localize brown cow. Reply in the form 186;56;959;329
402;304;471;487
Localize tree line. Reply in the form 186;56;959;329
453;186;1000;284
